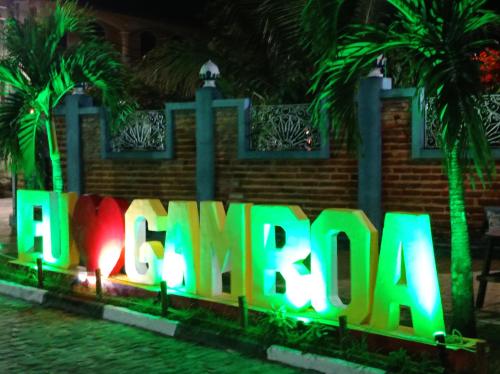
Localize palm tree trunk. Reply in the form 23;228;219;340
45;113;63;193
448;143;476;337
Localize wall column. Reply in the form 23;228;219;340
64;94;93;195
195;87;220;201
357;77;392;232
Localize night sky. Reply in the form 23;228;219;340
79;0;208;24
80;0;500;26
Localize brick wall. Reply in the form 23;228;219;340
78;113;196;202
214;109;358;218
382;99;500;243
58;99;500;246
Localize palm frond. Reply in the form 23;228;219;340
308;0;499;179
65;39;134;127
302;0;344;60
17;104;43;179
137;0;312;103
0;92;23;168
0;0;135;186
0;59;32;92
256;0;305;61
136;37;214;98
309;22;393;148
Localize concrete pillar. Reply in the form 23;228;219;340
357;77;392;232
64;94;93;195
195;87;221;201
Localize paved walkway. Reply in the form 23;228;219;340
0;294;303;373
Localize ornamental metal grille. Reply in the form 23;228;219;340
249;104;321;152
424;94;500;149
110;110;167;152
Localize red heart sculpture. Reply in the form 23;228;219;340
73;195;102;266
73;195;129;277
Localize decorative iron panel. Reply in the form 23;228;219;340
249;104;321;152
110;110;167;152
424;94;500;149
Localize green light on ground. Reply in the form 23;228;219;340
296;316;312;324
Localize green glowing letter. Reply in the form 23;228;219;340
199;202;252;299
310;209;378;324
162;201;200;294
125;199;167;285
370;213;445;340
17;190;73;268
250;205;311;311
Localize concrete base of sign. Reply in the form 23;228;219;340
267;345;385;374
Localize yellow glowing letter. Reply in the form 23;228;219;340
66;192;79;267
162;201;200;294
249;205;311;311
125;199;167;285
199;201;252;299
370;213;445;340
310;209;378;324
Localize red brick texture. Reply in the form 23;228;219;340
214;110;358;218
50;99;500;246
79;113;196;201
382;99;500;244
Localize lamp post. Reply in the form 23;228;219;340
199;60;220;88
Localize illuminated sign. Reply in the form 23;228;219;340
74;195;129;277
16;190;445;341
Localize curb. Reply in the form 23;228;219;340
0;279;47;304
103;305;178;337
267;345;385;374
0;279;385;374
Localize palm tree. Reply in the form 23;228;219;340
135;0;306;103
0;0;132;192
135;0;390;104
305;0;499;336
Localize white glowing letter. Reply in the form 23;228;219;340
125;199;167;285
310;209;378;324
199;201;252;299
249;205;311;311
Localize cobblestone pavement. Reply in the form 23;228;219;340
0;294;304;374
